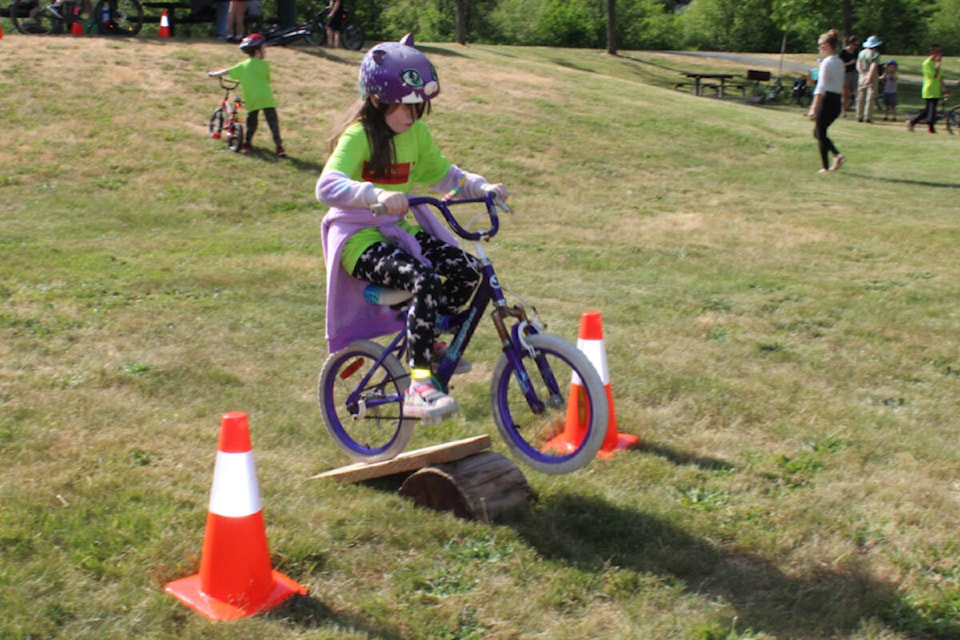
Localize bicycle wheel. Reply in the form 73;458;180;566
94;0;142;36
227;122;243;151
491;333;607;474
318;339;414;463
208;109;224;138
11;0;64;34
946;107;959;135
341;22;363;50
304;18;326;46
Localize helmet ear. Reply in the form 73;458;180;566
399;33;415;47
371;48;388;66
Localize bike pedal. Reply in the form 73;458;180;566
418;414;444;426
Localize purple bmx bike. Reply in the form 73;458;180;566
317;192;609;474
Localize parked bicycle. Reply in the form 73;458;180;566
10;0;143;35
304;2;363;50
317;192;609;475
906;97;958;134
208;77;244;152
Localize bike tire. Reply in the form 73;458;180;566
11;0;63;34
304;18;326;46
209;109;224;137
341;22;363;50
94;0;143;36
227;122;243;152
318;339;414;463
490;333;607;474
946;107;959;135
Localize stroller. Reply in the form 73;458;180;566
791;77;810;107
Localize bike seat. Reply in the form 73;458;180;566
364;284;412;307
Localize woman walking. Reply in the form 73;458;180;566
807;29;845;173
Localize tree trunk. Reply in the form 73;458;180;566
843;0;852;40
398;451;534;521
606;0;617;55
455;0;467;45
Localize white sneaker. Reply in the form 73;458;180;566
403;378;458;422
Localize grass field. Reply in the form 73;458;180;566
2;32;960;640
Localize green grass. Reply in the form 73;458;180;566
2;33;960;639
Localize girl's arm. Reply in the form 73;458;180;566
208;69;230;78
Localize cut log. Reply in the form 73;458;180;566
398;451;534;521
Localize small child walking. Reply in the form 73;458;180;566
882;60;898;121
208;33;286;157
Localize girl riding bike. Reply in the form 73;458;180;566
316;34;508;423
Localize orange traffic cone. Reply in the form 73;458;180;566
70;8;84;35
158;9;170;37
546;311;638;458
165;411;307;621
0;19;4;38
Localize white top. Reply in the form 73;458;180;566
814;55;844;95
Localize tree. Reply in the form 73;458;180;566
607;0;617;54
455;0;467;43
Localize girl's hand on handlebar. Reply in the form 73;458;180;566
482;183;509;202
375;190;409;216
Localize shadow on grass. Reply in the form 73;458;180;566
240;147;325;173
843;171;960;190
505;492;958;640
267;593;408;639
637;440;736;472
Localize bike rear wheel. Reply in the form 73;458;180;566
319;339;415;463
491;333;607;474
94;0;143;36
11;0;64;34
227;122;243;151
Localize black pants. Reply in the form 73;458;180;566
909;98;940;132
352;231;481;369
814;92;842;170
246;107;283;149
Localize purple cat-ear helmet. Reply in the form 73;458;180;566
358;33;441;104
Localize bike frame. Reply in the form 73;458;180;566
345;195;554;418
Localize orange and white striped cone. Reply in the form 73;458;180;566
545;311;638;458
165;411;306;621
157;9;170;37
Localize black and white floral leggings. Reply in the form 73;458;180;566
352;231;482;369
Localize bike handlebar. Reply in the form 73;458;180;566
216;76;239;90
370;193;509;241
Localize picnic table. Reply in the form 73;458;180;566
678;72;736;98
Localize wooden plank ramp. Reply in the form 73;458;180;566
310;435;492;483
311;435;534;520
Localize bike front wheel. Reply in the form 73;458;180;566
946;107;959;135
341;22;364;50
11;0;64;34
318;339;415;463
94;0;143;36
491;333;608;474
209;109;224;137
304;17;326;46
